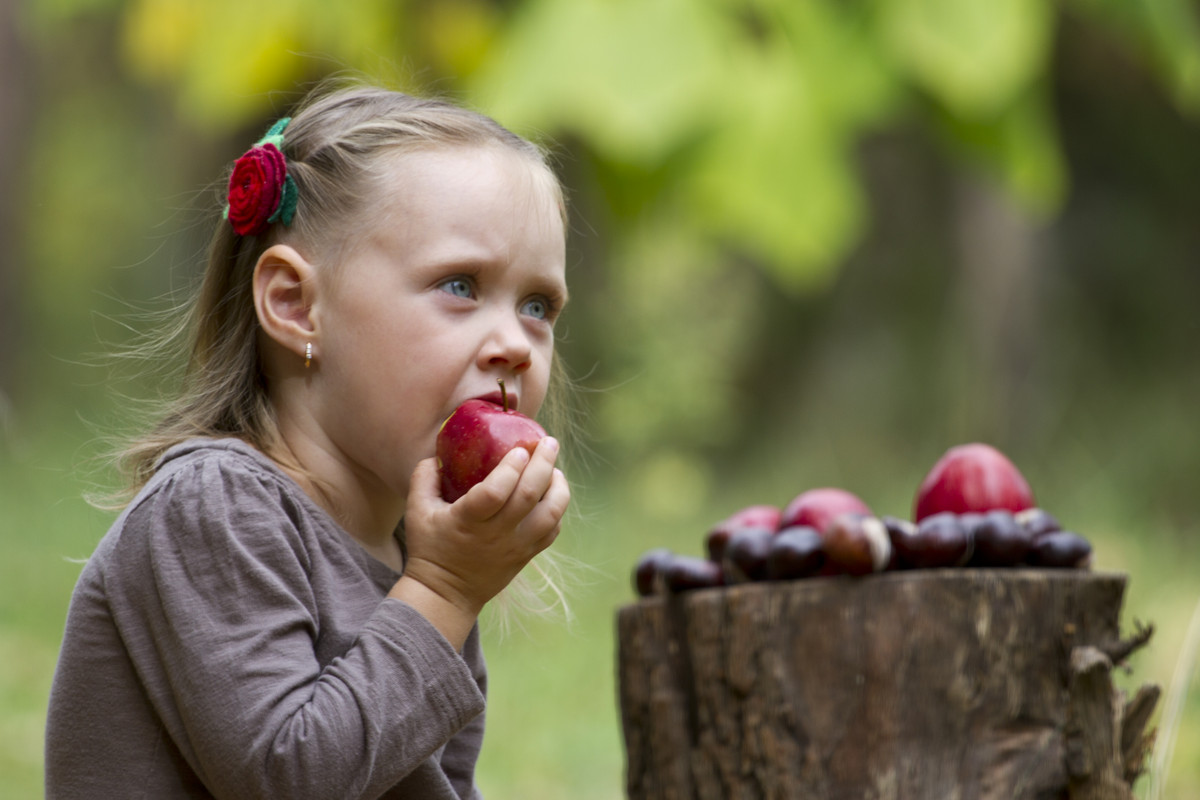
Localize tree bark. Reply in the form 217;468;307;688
617;570;1156;800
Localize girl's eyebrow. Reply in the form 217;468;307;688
530;273;570;307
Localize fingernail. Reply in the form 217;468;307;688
542;437;559;455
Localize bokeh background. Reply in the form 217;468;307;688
3;1;1200;797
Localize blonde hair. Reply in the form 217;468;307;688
106;80;576;624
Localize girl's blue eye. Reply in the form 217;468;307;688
440;278;473;298
522;297;551;321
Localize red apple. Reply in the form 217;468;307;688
913;443;1035;522
780;488;872;535
437;380;547;502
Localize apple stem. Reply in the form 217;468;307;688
498;378;508;412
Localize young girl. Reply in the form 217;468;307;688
45;81;571;799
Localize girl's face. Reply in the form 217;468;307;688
310;146;567;505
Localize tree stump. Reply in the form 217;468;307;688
617;570;1157;800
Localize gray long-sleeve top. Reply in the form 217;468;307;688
45;438;487;799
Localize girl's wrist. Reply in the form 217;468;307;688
388;574;479;651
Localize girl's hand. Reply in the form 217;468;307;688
390;437;569;648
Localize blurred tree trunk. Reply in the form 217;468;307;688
951;174;1045;444
0;0;32;428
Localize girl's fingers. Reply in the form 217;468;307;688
513;467;570;551
443;437;567;538
454;445;534;518
405;446;570;612
502;438;560;511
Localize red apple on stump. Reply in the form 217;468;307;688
437;380;547;502
780;488;872;534
914;443;1035;522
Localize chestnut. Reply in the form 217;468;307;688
965;509;1032;567
824;513;891;576
663;554;725;592
705;528;733;563
880;516;916;570
1016;507;1063;540
722;526;775;584
766;525;825;580
706;504;781;561
893;512;972;569
632;548;675;597
1027;531;1093;569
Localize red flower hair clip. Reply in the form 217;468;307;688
223;118;299;236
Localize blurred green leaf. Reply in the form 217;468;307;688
421;0;501;79
470;0;730;165
682;64;864;289
119;0;404;130
878;0;1054;118
933;84;1067;215
479;0;902;288
685;1;901;288
877;0;1066;214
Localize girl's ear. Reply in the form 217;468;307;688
253;244;318;362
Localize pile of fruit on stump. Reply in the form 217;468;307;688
633;443;1094;596
619;443;1158;800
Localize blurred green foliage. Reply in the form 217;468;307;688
4;0;1200;797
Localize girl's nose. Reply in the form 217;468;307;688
480;314;533;373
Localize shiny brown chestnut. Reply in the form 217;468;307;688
663;554;725;592
1016;507;1063;540
766;525;825;580
881;516;917;569
894;512;973;569
965;509;1032;567
722;527;775;584
705;504;782;561
632;548;675;597
1027;531;1093;569
824;513;891;576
